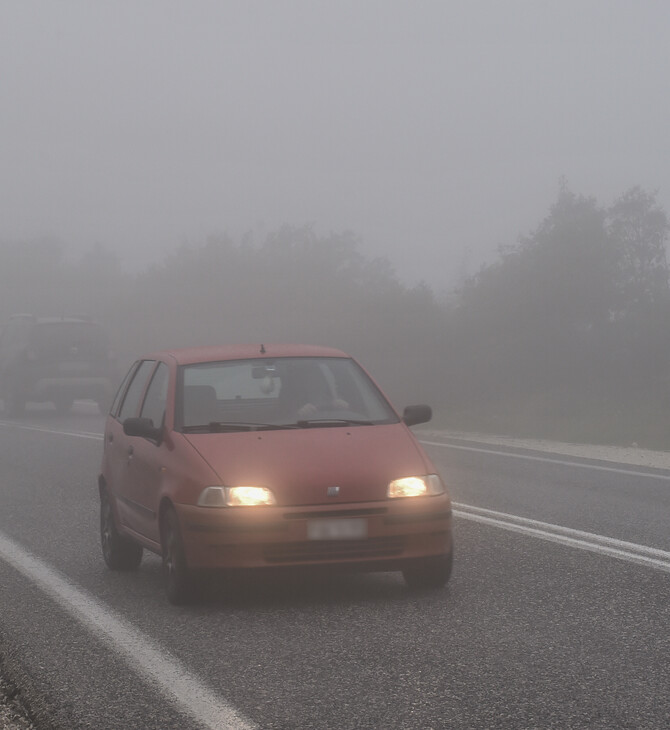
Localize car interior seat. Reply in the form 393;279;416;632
183;384;218;426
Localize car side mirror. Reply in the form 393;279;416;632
402;404;432;427
123;417;163;442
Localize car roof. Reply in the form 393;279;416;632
144;343;350;366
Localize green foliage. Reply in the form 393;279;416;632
608;186;670;319
448;183;670;444
9;225;446;409
3;185;670;446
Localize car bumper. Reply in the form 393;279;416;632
176;494;452;571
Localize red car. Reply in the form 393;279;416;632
99;344;453;603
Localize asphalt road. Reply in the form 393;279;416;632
1;406;670;729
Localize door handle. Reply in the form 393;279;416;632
107;433;113;443
127;445;134;456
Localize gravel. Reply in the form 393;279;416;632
0;675;34;730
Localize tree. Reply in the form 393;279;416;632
607;186;670;321
454;185;618;398
605;187;670;384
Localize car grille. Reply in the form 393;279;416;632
263;536;404;564
284;508;387;520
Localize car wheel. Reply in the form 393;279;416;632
402;547;453;591
161;507;193;605
100;489;143;570
53;397;74;415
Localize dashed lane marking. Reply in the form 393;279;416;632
4;420;669;570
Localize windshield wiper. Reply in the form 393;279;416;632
183;423;251;433
296;418;374;428
183;422;298;433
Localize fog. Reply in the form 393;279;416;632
3;1;670;288
2;1;670;445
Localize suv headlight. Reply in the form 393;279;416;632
197;485;277;507
387;474;445;499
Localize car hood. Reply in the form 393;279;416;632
183;423;431;506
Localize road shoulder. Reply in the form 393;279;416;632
416;429;670;470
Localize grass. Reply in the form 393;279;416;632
431;391;670;451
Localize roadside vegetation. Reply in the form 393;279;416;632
2;181;669;448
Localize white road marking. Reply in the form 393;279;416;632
0;532;256;730
5;424;669;480
0;421;103;440
1;427;668;607
420;439;670;481
454;502;670;573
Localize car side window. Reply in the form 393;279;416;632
118;360;156;422
110;362;139;417
140;362;169;427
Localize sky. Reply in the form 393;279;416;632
2;0;670;291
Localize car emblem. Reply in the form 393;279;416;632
327;486;340;497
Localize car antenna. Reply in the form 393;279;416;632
260;344;266;354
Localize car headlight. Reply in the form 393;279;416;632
387;474;445;499
197;485;277;507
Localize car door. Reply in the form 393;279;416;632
122;361;170;544
102;360;138;496
109;360;157;531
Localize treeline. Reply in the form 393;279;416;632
446;184;670;444
2;183;669;445
0;227;444;408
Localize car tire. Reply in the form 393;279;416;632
402;547;453;591
161;506;194;605
100;489;143;570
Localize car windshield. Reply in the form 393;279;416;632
178;357;398;430
31;321;107;360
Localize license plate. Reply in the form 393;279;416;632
307;518;368;541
